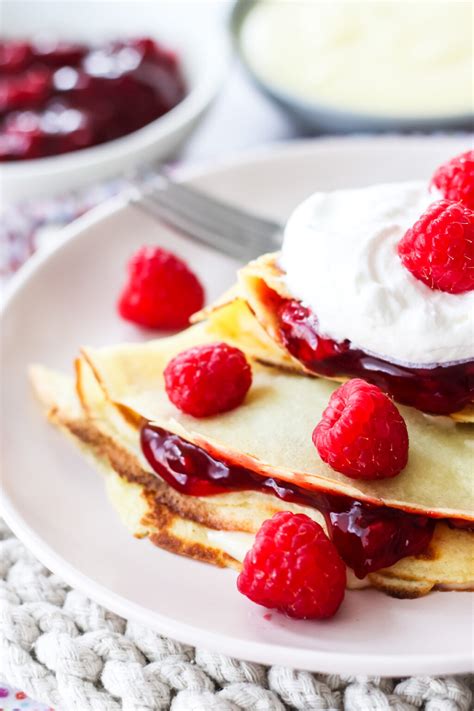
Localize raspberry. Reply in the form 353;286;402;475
118;246;204;329
0;41;32;73
398;199;474;294
431;150;474;210
237;512;346;619
164;342;252;417
278;300;349;362
313;379;409;480
0;68;52;112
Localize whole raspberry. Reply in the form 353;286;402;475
237;511;346;619
164;342;252;417
313;379;409;480
431;150;474;210
398;200;474;294
118;246;204;329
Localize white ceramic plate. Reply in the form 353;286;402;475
1;136;473;676
0;0;228;202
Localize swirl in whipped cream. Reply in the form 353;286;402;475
280;181;474;366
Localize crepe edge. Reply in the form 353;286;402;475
29;364;241;571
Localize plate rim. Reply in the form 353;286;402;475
2;134;473;676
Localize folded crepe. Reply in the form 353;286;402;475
197;253;474;423
30;324;474;598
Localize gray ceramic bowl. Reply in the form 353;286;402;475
230;0;473;134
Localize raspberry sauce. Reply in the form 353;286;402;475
141;423;436;578
0;37;185;161
277;299;474;416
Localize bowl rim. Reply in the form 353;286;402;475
230;0;474;128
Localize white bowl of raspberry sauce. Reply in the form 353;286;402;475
0;1;229;201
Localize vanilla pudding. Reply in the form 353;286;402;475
240;1;473;118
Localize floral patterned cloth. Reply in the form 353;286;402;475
0;684;54;711
1;180;125;286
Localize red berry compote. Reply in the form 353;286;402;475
0;37;185;160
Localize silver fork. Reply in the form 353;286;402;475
127;169;283;261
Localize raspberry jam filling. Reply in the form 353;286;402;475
0;37;185;161
141;423;438;578
277;298;474;416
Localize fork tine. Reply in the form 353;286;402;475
146;186;272;249
131;194;259;261
129;168;283;260
158;172;282;236
144;187;278;256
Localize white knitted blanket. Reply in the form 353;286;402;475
0;518;472;711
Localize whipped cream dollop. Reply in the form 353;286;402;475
280;181;474;366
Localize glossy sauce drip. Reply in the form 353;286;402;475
277;299;474;416
0;37;185;160
141;423;436;578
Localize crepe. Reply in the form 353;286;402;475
73;324;474;518
30;320;474;598
197;252;474;424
